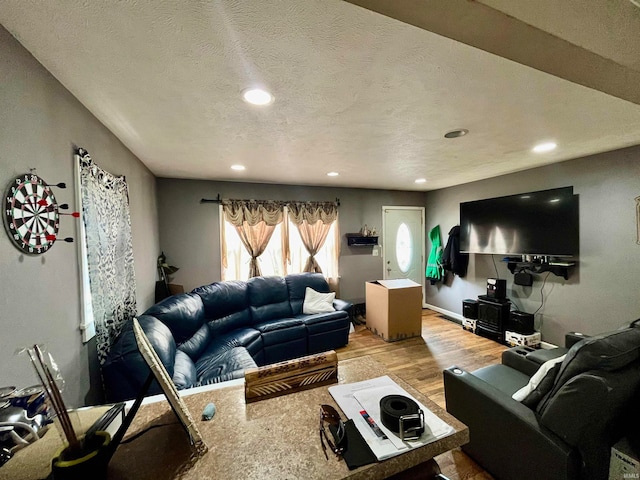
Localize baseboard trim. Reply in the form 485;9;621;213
424;304;464;324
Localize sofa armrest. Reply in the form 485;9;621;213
565;332;589;348
443;366;579;480
333;298;352;313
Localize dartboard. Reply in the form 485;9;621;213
3;174;59;255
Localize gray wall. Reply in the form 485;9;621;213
0;26;160;406
156;179;426;300
425;146;640;346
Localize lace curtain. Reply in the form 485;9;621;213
78;148;137;365
222;200;284;278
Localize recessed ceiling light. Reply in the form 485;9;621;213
415;178;427;184
444;129;469;139
327;172;339;177
532;142;557;153
231;165;245;171
242;88;274;106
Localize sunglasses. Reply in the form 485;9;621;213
319;404;346;460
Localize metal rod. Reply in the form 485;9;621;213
33;345;80;454
200;195;340;207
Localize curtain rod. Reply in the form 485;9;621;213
200;194;340;207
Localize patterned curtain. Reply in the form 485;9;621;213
222;200;284;277
288;202;338;273
78;148;137;365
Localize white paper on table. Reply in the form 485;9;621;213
328;375;454;461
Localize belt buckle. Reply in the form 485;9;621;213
398;409;424;441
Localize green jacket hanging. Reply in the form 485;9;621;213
426;225;444;283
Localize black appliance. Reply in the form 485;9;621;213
460;186;579;256
462;299;478;320
514;271;534;286
506;310;535;335
477;297;510;340
486;278;507;300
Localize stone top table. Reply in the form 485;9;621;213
111;355;468;479
1;356;468;480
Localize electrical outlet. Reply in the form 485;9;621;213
372;247;379;257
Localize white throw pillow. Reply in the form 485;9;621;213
302;287;336;314
512;354;566;402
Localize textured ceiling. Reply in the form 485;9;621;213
1;0;640;191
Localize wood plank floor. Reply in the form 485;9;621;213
336;309;507;480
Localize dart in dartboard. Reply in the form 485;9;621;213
3;172;78;255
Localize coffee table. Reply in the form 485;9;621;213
0;356;467;479
108;355;468;479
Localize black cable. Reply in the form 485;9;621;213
534;272;551;315
120;422;177;444
491;255;499;278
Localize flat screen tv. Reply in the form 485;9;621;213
460;187;579;257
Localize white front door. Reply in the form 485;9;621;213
382;207;425;304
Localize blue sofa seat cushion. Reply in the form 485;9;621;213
195;346;257;383
196;328;262;365
248;276;292;323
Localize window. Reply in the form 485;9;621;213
287;217;339;279
222;207;339;281
223;220;285;280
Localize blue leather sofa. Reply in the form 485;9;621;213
102;273;352;402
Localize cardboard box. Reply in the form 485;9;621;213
365;279;422;342
609;436;640;479
505;330;541;348
462;318;477;334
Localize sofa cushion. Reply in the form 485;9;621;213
537;325;640;414
254;319;306;347
247;276;292;323
209;327;262;351
143;293;204;344
296;311;346;325
286;273;331;315
192;281;252;335
538;363;640;480
177;324;211;360
134;314;177;377
207;310;253;338
512;354;566;403
303;287;336;314
172;350;197;389
472;364;530;397
102;315;176;402
195;346;257;382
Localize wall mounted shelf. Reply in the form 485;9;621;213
346;234;378;247
505;260;576;280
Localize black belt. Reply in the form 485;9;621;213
379;395;425;441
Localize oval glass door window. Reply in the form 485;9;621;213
396;223;412;273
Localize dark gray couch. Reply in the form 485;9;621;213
103;273;352;402
444;320;640;480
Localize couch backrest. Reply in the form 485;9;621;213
102;314;177;402
538;362;640;479
143;292;205;345
536;324;640;415
285;272;331;315
192;280;252;336
247;276;292;323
